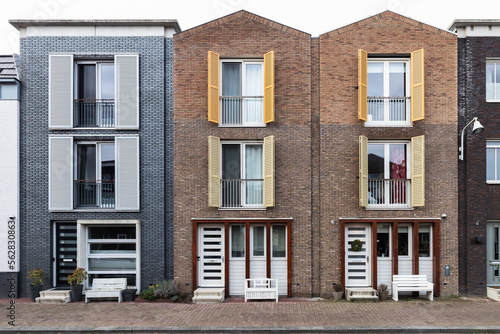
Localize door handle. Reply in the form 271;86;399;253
367;255;369;263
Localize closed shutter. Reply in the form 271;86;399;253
263;135;275;207
359;135;368;207
411;135;425;207
358;49;368;121
49;137;73;210
208;136;220;207
264;51;275;123
115;55;139;129
411;49;425;122
116;137;140;210
49;55;73;128
208;51;220;123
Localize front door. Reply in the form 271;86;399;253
345;224;371;287
53;222;77;287
487;222;500;286
197;225;225;287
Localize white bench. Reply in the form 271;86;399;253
392;275;434;301
244;278;278;302
85;278;127;303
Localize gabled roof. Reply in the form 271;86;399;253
175;10;310;39
321;11;456;39
0;54;19;80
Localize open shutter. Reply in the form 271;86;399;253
359;135;368;207
411;49;425;122
116;137;140;210
264;51;275;123
263;135;275;207
411;135;425;207
358;49;368;121
49;55;73;128
115;55;139;129
208;51;220;123
208;136;221;207
49;137;73;210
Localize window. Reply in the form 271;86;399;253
251;225;266;257
0;83;17;100
272;225;286;258
221;141;263;208
487;61;500;101
418;224;431;257
86;225;138;288
75;142;115;209
487;141;500;183
377;224;391;258
398;225;411;257
367;142;410;208
231;225;245;258
74;61;115;127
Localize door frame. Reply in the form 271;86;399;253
487;222;500;286
52;221;78;287
197;224;225;288
344;223;372;287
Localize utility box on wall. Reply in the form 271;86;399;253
0;272;18;298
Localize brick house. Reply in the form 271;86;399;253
449;20;500;296
10;19;180;297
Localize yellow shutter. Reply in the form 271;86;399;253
359;135;368;207
208;51;220;123
411;49;425;122
411;135;425;207
208;136;221;207
264;51;275;123
358;49;368;121
263;135;275;207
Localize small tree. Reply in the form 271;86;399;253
68;267;88;286
27;269;45;286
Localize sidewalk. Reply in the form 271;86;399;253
1;296;500;333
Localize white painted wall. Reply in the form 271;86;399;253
456;25;500;38
419;258;433;296
0;100;19;272
377;258;392;293
229;259;245;295
271;259;287;296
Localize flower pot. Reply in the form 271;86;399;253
30;285;42;302
333;291;343;300
70;285;84;302
378;291;389;300
122;289;137;302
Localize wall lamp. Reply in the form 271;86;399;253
459;117;484;160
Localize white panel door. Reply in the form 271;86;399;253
198;225;225;287
487;222;500;286
345;224;371;287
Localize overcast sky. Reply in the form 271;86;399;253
1;0;500;54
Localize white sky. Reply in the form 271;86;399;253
1;0;500;54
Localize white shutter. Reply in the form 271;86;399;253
49;55;73;128
116;137;140;210
49;137;73;210
115;55;139;129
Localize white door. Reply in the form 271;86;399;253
198;225;225;287
345;224;371;287
487;222;500;286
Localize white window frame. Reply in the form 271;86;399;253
74;60;115;101
220;140;264;208
397;224;412;259
229;224;246;260
487;141;500;183
376;223;392;259
219;59;265;127
365;58;411;127
250;225;266;259
367;140;411;208
418;224;433;258
271;224;287;260
486;60;500;102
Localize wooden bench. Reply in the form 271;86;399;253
392;275;434;301
85;278;127;303
244;278;278;302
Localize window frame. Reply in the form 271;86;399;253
376;223;392;259
397;224;412;259
74;60;115;101
250;224;266;259
229;224;246;259
271;224;287;259
418;224;433;258
74;141;115;182
487;141;500;183
486;60;500;102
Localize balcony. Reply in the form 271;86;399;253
74;180;115;209
220;96;263;126
74;99;115;128
368;178;410;208
367;97;410;124
221;179;263;208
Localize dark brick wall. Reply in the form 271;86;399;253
458;36;500;295
19;36;174;296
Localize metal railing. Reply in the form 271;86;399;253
221;179;263;208
367;97;410;122
74;180;115;209
368;178;410;208
74;99;115;128
220;96;263;125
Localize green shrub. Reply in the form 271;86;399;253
140;286;156;301
154;280;177;299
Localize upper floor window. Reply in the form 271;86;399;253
358;49;425;126
487;141;500;183
208;51;274;126
486;61;500;102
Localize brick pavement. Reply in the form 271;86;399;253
1;297;500;333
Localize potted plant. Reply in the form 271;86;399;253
378;283;389;300
68;267;87;302
122;286;137;302
333;283;344;300
27;269;45;302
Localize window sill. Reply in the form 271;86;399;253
218;207;267;211
486;100;500;103
365;207;414;211
50;209;140;213
218;125;267;128
364;123;413;128
487;181;500;184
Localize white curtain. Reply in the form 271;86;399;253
487;63;495;100
245;145;263;205
245;64;263;124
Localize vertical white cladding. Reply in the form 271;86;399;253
0;100;19;272
49;55;73;128
115;55;139;129
49;137;74;210
116;137;140;210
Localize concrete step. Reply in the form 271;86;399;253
193;288;225;304
37;289;71;304
487;287;500;302
345;288;379;302
40;289;71;298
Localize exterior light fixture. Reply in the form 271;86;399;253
459;117;484;161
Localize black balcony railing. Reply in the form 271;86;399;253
74;180;115;209
221;179;263;208
74;99;115;128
